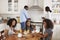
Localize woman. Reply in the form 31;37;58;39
25;20;33;33
45;6;52;20
41;19;54;40
7;18;17;35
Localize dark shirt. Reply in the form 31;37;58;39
44;28;53;40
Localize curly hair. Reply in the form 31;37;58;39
43;19;54;29
7;18;17;28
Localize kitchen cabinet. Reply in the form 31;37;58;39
44;0;60;24
0;0;28;14
0;0;44;14
51;0;60;24
52;0;60;13
0;0;8;14
0;0;17;14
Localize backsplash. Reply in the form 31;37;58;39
28;10;44;22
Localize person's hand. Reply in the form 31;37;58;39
40;32;43;35
4;29;9;37
40;35;44;38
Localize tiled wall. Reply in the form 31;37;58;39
28;10;44;22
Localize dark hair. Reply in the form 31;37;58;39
43;19;54;29
27;18;31;20
7;18;17;28
25;20;32;31
24;5;28;9
45;6;52;12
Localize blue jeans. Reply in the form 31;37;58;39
20;22;26;30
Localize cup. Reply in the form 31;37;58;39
17;33;22;37
36;30;40;33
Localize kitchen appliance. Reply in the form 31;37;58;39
29;0;43;11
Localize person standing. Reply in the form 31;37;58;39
20;6;30;30
45;6;52;20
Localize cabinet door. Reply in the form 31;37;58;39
0;0;8;14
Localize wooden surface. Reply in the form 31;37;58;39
5;33;41;40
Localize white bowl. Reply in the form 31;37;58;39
17;33;22;37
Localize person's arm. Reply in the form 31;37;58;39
43;29;53;38
4;29;8;37
39;32;49;38
24;11;30;19
43;33;48;38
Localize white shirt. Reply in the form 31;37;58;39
8;27;15;35
7;24;21;35
45;12;52;20
0;23;8;32
20;9;29;23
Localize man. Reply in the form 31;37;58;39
20;5;30;30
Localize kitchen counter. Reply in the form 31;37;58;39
31;21;42;25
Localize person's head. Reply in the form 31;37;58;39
43;19;54;29
45;6;52;12
26;20;31;27
27;18;31;22
24;5;29;10
7;18;17;28
32;25;36;30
